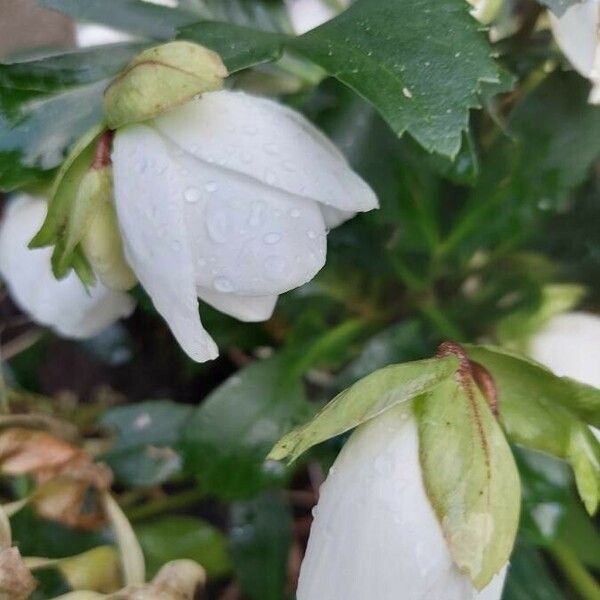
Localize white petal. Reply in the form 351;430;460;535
197;287;277;322
152;91;379;216
530;311;600;389
297;406;507;600
147;131;328;296
286;0;338;34
0;196;135;339
549;1;599;78
75;24;137;48
319;205;356;229
112;126;218;362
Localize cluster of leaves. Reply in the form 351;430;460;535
0;0;599;598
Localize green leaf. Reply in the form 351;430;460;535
269;355;459;463
416;377;520;589
503;540;567;600
0;43;148;92
0;84;105;191
99;400;192;487
230;491;292;600
135;516;232;579
38;0;205;40
179;22;285;73
465;345;600;514
180;0;500;156
0;43;145;191
181;356;310;499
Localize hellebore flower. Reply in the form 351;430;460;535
529;311;600;440
296;405;507;600
111;90;378;362
549;0;600;103
0;195;135;339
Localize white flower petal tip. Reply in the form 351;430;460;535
296;406;508;600
549;0;600;102
0;195;135;340
112;90;378;362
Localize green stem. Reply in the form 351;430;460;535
125;488;204;522
419;300;465;342
549;542;600;600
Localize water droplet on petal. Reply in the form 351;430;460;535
248;202;265;227
264;255;287;279
184;187;201;203
214;276;235;293
264;169;277;185
290;208;301;218
307;230;317;239
205;181;218;193
264;232;281;245
206;210;229;244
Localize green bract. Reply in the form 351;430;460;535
465;345;600;514
416;377;520;589
103;41;228;129
268;355;460;462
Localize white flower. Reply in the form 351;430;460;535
297;406;508;600
286;0;350;34
549;0;600;103
111;90;378;362
0;195;135;339
530;311;600;440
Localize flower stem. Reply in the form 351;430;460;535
125;487;205;522
549;541;600;600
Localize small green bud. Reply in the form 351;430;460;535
104;41;228;129
81;180;137;292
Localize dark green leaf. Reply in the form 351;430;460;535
0;43;147;92
182;356;310;499
230;491;292;600
180;0;500;156
503;540;567;600
100;400;192;487
135;516;232;579
38;0;204;40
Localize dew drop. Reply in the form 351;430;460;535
311;505;320;518
206;210;229;243
213;276;234;293
264;255;287;279
264;232;281;245
205;181;218;193
290;208;301;218
248;202;265;227
197;257;207;267
307;230;317;239
402;87;413;99
264;169;277;185
184;187;201;203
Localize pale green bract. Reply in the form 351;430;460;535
416;377;521;590
465;344;600;514
268;355;460;462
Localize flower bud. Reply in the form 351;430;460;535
104;41;228;129
0;195;135;339
58;546;121;593
297;406;508;600
79;167;137;291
